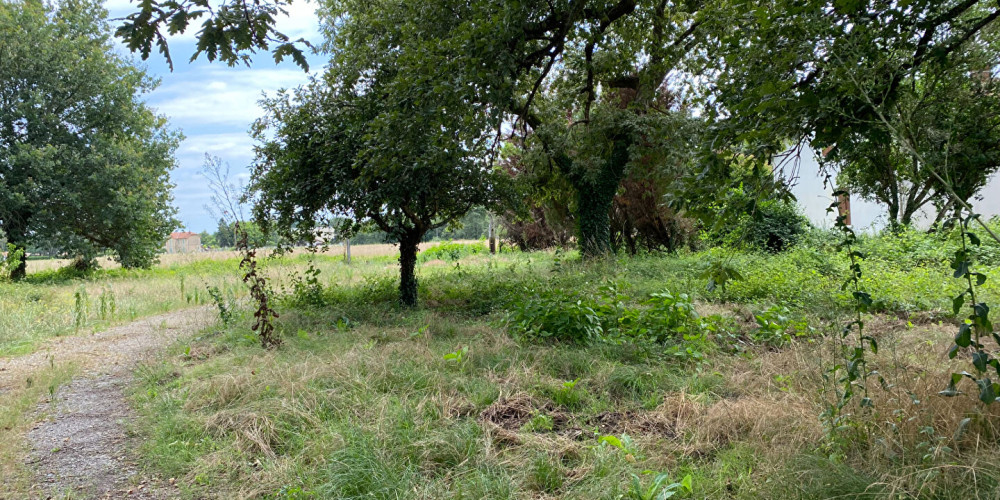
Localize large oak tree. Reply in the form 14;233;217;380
0;0;181;279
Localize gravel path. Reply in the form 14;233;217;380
0;307;213;499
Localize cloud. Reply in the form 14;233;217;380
178;133;255;160
149;68;310;126
103;0;322;232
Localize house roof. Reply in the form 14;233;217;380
170;232;199;239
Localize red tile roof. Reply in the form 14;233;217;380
170;232;198;239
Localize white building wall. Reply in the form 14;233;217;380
789;149;1000;231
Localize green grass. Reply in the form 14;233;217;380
6;228;1000;498
120;234;1000;499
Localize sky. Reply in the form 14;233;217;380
104;0;326;233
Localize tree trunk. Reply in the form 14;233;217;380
575;137;630;259
344;238;351;265
488;214;496;254
4;220;28;281
398;232;421;307
9;243;27;281
577;185;615;257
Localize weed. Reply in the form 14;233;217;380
443;346;468;364
553;378;583;407
751;305;813;346
73;286;88;333
528;454;564;493
627;471;693;500
98;284;116;321
206;285;233;326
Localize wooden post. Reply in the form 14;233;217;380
488;213;496;254
837;191;852;227
344;238;351;265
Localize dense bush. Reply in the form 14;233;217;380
705;188;810;254
507;284;716;361
737;199;810;253
507;288;606;344
419;241;488;262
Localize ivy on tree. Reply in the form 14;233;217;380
0;0;181;279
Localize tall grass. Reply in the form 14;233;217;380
123;230;1000;499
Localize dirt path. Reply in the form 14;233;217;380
0;307;214;499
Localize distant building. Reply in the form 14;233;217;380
313;227;337;245
164;231;202;254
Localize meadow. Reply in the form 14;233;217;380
5;233;1000;498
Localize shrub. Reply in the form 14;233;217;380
0;243;24;281
419;240;487;262
751;305;814;346
706;188;809;253
622;291;702;344
736;199;810;253
506;288;605;344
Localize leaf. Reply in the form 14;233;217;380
974;351;990;373
978;378;997;405
953;293;966;315
598;435;623;450
953;261;970;279
680;474;693;492
955;324;972;348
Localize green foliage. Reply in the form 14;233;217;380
98;285;116;321
419;241;488;263
751;306;813;347
115;0;309;71
249;2;516;306
206;285;233;327
528;454;564;493
286;262;326;308
443;346;468;364
508;285;715;363
627;472;693;500
0;244;24;282
553;378;583;408
941;212;1000;405
707;188;809;254
73;286;88;333
629;292;703;344
1;0;180;278
507;288;606;345
699;259;743;295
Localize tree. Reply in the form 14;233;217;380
0;0;180;279
699;0;1000;203
833;44;1000;227
495;1;706;257
250;0;514;306
199;230;217;248
215;219;236;247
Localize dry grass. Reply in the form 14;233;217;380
25;240;484;273
5;246;982;498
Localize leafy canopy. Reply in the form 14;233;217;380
0;0;181;276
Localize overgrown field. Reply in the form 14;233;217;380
0;242;419;357
115;230;1000;499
